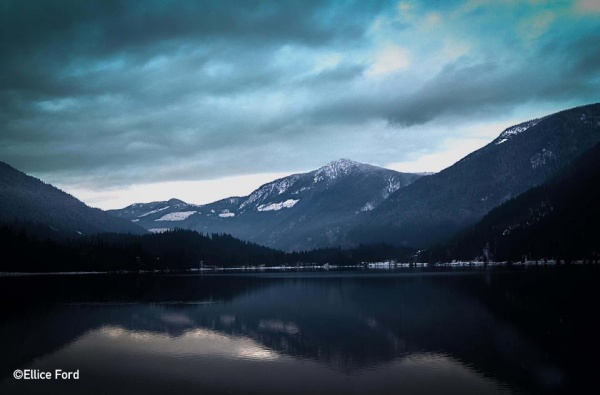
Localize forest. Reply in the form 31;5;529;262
0;223;414;272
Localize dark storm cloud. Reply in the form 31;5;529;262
383;31;600;126
307;25;600;128
1;0;599;196
0;0;377;82
0;1;379;103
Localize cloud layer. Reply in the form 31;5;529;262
1;0;599;207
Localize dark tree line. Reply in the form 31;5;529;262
0;223;415;273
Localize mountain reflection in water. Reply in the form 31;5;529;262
1;268;598;395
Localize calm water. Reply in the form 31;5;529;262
0;267;598;395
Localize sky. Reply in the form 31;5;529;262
1;0;599;209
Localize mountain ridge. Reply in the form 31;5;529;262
351;102;600;248
109;103;600;251
109;159;423;250
427;141;600;262
0;161;146;237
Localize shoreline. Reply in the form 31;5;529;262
1;259;596;277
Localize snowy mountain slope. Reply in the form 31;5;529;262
109;159;422;250
109;104;600;251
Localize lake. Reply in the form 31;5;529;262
1;266;598;394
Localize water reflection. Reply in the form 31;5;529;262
1;324;512;395
100;325;281;361
0;268;598;394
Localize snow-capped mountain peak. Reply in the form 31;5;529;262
109;157;424;250
313;158;366;182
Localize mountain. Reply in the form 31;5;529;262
110;103;600;251
109;198;196;228
428;142;600;263
109;159;422;251
350;103;600;248
0;161;146;237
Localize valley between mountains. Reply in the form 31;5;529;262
109;103;600;254
1;103;599;270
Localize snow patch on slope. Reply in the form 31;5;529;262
382;177;402;199
148;228;170;233
360;202;375;212
219;210;235;218
495;119;542;145
239;175;301;210
138;206;170;218
291;186;310;195
257;199;299;212
155;211;197;221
